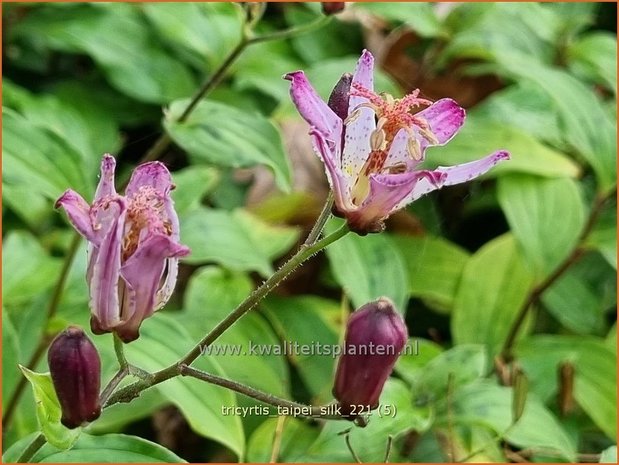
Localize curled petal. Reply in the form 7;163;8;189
117;234;189;342
95;154;117;200
89;199;126;335
55;190;97;242
415;98;465;148
125;161;173;197
438;150;510;186
284;71;343;151
343;50;376;176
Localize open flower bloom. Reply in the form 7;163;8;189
56;155;190;342
285;50;510;233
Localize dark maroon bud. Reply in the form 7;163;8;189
322;2;345;16
48;326;102;429
333;298;408;417
327;72;352;121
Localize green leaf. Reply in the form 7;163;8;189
567;32;617;94
2;232;62;307
10;4;196;103
19;367;81;450
447;381;576;461
3;432;186;463
325;221;409;313
165;99;292;192
124;314;245;458
182;267;289;397
585;200;617;269
354;2;446;38
3;108;91;201
392;235;470;313
497;57;617;193
425;114;581;179
247;417;320;463
498;174;585;277
2;310;21;411
452;234;535;356
516;335;617;439
303;379;416;462
395;338;443;386
261;295;340;403
142;2;243;71
171;166;220;217
600;445;617;463
180;207;299;277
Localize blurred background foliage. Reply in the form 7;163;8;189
2;2;617;463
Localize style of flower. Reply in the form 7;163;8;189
56;155;190;342
285;50;510;234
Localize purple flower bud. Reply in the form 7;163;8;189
327;73;352;122
48;326;101;429
322;2;345;15
333;298;408;416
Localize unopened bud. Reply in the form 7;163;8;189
322;2;345;15
48;326;101;428
333;298;408;416
328;73;353;121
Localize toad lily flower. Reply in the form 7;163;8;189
56;155;190;342
285;50;510;234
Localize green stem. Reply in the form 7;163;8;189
15;433;46;463
179;365;345;420
304;193;334;246
104;225;349;407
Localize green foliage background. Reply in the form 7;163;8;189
2;2;617;463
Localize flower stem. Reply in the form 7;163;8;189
179;365;345;421
104;225;349;407
15;433;46;463
500;191;615;360
304;193;334;246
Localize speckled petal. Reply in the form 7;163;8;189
415;98;466;152
342;50;376;176
284;71;343;152
55;190;97;242
438;150;510;186
94;154;117;200
125;161;173;197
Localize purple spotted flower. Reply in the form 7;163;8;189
56;155;190;342
285;50;510;234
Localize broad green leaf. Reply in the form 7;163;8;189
10;3;196;103
165;99;292;191
325;220;409;313
142;2;243;71
3;108;91;201
600;445;617;463
425;114;581;179
452;234;535;356
446;381;576;461
392;235;470;313
171;166;220;217
395;338;443;386
2;311;21;411
497;57;617;193
3;432;186;463
124;314;245;459
516;336;617;439
182;267;289;397
2;232;62;307
261;295;340;403
567;32;617;94
19;367;81;450
246;417;320;463
498;174;585;277
180;207;299;276
585;200;617;269
354;2;446;38
302;380;416;462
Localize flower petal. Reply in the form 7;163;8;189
284;71;343;151
416;98;465;148
117;234;190;342
55;189;97;242
94;154;117;200
89;198;126;335
342;50;376;176
438;150;510;186
125;161;173;197
311;128;355;213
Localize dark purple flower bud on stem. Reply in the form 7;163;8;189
322;2;345;15
48;326;102;429
333;298;408;417
328;73;352;121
